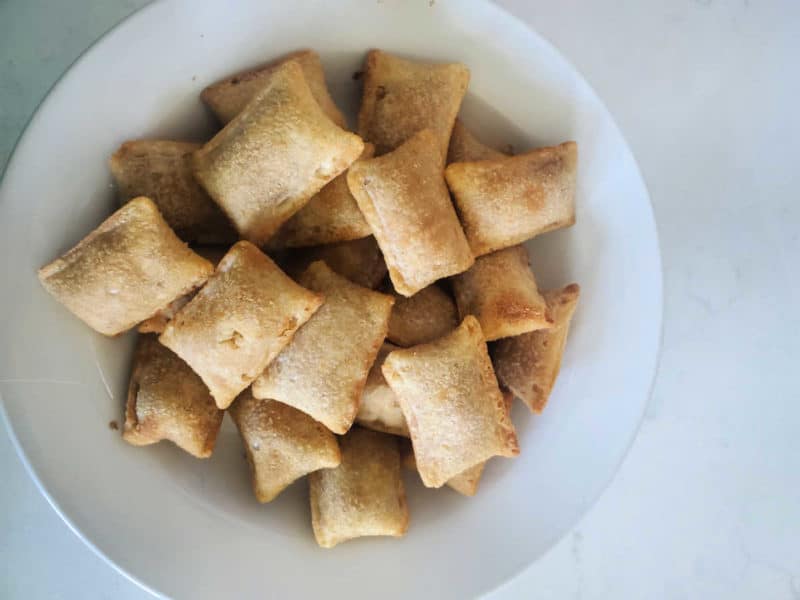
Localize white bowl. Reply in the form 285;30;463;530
0;1;662;598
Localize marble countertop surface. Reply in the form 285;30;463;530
2;1;798;598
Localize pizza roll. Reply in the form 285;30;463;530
193;60;364;246
309;427;408;548
452;245;552;341
357;49;469;161
387;284;458;347
38;197;214;336
356;343;409;437
109;140;236;243
122;335;223;458
445;142;578;257
269;144;375;248
229;390;341;503
201;49;346;127
382;315;519;488
159;241;323;409
347;129;474;296
138;246;228;334
447;119;507;164
399;439;484;497
253;261;393;434
398;390;513;496
492;283;580;413
281;236;387;290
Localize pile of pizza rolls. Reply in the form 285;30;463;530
38;49;579;548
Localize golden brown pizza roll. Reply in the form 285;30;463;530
445;141;578;257
268;144;375;248
138;246;228;334
452;245;552;341
229;390;341;503
159;241;323;409
281;236;388;289
492;283;580;413
398;390;514;496
386;284;459;347
446;119;507;164
123;335;223;458
109;140;236;243
355;343;409;437
309;427;408;548
253;261;393;434
347;129;474;296
201;49;346;127
38;197;214;336
357;49;469;161
399;439;485;497
193;60;364;246
382;315;519;488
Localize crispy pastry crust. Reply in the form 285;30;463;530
445;142;578;257
123;335;223;458
193;60;364;246
446;119;506;164
398;391;513;496
280;236;388;289
138;246;227;334
109;140;236;243
347;129;474;296
309;427;408;548
492;283;580;413
387;284;459;347
452;245;552;341
229;390;341;502
252;261;394;434
357;49;469;161
400;440;485;497
38;197;214;336
201;49;346;127
159;241;323;409
382;316;519;488
269;144;375;248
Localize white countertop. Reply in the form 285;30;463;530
2;1;798;598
